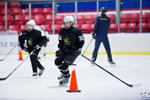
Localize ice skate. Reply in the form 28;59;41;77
108;59;116;66
32;72;38;79
59;77;70;86
38;68;45;76
57;73;64;80
90;58;95;66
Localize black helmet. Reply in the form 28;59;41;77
101;7;107;14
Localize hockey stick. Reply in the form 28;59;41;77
81;55;133;88
0;49;36;81
82;38;93;55
0;43;18;61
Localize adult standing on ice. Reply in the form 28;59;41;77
19;20;48;77
55;16;84;85
91;7;115;65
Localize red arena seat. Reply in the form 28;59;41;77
45;14;53;25
9;25;19;31
55;15;64;21
84;14;94;24
77;15;85;24
147;23;150;32
51;25;61;34
0;25;5;31
10;2;20;8
107;14;115;23
128;13;139;23
24;15;35;24
1;8;12;15
120;13;130;23
12;8;23;15
84;15;93;24
127;23;136;32
120;23;128;32
34;15;45;25
109;23;118;33
25;8;34;15
33;8;43;15
40;25;50;32
15;15;25;25
136;23;148;32
3;15;13;26
43;8;52;15
20;25;26;31
0;3;7;8
0;15;3;24
81;24;91;33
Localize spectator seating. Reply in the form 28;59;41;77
109;23;118;33
20;25;26;31
15;15;25;25
1;3;150;33
0;25;5;31
34;15;45;25
9;25;19;31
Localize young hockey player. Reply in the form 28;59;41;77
55;16;84;85
92;7;115;65
19;19;48;77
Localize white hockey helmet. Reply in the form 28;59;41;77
26;19;36;27
63;16;74;24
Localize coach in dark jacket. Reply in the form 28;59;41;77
92;7;115;65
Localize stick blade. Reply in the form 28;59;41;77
0;78;7;81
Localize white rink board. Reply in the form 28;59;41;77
47;33;150;52
0;33;150;55
0;32;18;55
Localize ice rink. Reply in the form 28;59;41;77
0;54;150;100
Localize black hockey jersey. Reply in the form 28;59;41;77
58;26;84;53
19;29;48;52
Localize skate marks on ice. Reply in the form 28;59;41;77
47;82;69;89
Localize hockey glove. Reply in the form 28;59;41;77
92;32;96;39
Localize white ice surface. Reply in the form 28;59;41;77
0;54;150;100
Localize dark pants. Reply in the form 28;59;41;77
92;37;112;62
29;49;44;73
55;50;80;78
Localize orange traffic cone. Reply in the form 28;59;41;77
67;69;81;93
19;50;23;60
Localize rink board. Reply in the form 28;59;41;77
0;31;150;55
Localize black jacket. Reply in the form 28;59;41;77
58;26;84;54
19;29;48;52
